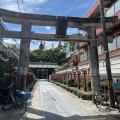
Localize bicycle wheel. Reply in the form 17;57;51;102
15;97;27;115
1;96;13;110
116;96;120;112
95;92;102;108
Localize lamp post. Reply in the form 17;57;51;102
100;0;115;108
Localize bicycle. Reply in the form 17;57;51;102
95;80;110;110
0;83;29;115
112;82;120;112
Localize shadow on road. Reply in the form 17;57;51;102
3;106;120;120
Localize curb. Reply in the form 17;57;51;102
51;81;92;101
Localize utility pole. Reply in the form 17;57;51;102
100;0;115;108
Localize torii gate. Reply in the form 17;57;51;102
0;8;118;103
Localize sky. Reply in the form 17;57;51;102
0;0;96;51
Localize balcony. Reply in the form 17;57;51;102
96;0;120;35
106;0;120;17
84;0;111;18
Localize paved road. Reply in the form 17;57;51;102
40;82;92;120
1;81;120;120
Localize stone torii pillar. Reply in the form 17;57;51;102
16;22;32;90
87;26;100;103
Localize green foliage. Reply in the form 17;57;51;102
53;77;57;82
0;51;10;75
0;51;8;58
9;44;19;52
29;49;42;62
61;42;68;52
61;41;76;52
29;48;66;65
0;53;18;78
69;41;76;51
87;77;91;91
58;63;68;70
28;67;33;73
65;78;71;87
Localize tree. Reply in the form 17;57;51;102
29;48;66;65
9;44;19;52
69;41;76;51
61;41;76;52
61;42;68;52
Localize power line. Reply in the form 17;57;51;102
68;0;83;16
21;0;26;13
17;0;21;12
0;19;20;47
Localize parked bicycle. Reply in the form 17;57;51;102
0;83;31;115
95;80;110;110
112;82;120;112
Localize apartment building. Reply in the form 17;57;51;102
71;0;120;80
0;20;19;60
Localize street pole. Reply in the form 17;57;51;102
100;0;115;108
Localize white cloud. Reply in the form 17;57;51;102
30;43;39;51
3;38;20;46
3;4;19;12
46;26;51;30
45;41;59;49
24;0;47;5
0;0;47;13
11;27;21;31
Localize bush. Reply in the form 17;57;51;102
87;78;91;91
53;77;57;82
71;79;74;87
58;64;68;71
26;72;35;84
65;78;71;86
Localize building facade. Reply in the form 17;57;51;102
73;0;120;80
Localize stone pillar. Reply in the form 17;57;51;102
87;26;100;103
16;22;32;90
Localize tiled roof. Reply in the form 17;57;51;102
29;63;58;68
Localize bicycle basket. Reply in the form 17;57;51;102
17;89;31;101
112;82;120;92
0;87;9;96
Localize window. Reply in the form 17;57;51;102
80;52;88;61
83;52;88;60
117;36;120;48
80;54;84;61
108;39;117;51
101;45;104;54
97;45;101;55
